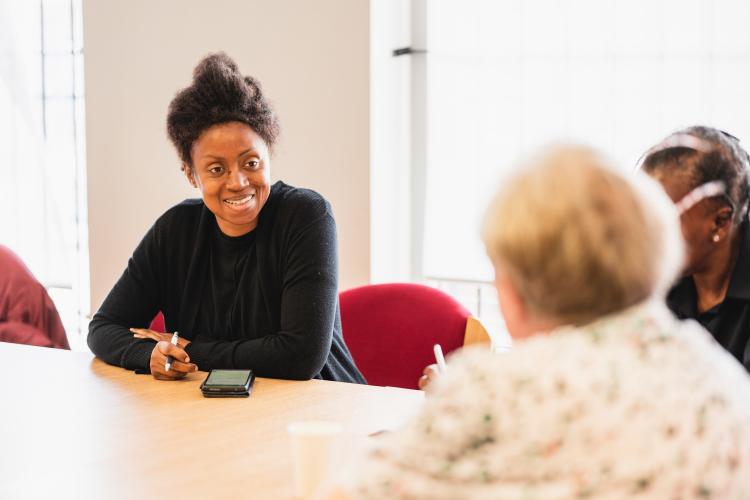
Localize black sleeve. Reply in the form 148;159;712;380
184;213;338;380
87;224;162;372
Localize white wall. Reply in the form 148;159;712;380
83;0;370;313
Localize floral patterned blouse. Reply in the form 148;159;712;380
345;301;750;500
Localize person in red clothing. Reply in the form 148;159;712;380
0;244;69;349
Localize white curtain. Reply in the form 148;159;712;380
0;0;70;287
422;0;750;282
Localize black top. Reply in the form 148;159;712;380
88;181;366;384
667;220;750;372
194;222;262;340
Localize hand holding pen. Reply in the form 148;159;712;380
164;331;179;371
418;344;448;391
433;344;448;375
131;327;198;381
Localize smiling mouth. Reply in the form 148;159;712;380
224;194;254;206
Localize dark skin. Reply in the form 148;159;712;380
130;121;272;380
130;328;196;380
649;172;743;314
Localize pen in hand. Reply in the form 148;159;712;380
433;344;448;375
164;331;179;372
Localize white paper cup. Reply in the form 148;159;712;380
287;421;343;499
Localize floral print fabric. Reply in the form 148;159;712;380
347;301;750;500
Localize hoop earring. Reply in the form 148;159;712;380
714;234;720;242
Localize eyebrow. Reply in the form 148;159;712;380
201;148;259;160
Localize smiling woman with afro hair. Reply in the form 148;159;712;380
88;52;366;385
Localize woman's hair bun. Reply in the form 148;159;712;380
167;52;280;169
193;52;240;80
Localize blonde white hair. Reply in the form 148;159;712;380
482;145;683;325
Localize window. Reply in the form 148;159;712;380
0;0;89;350
372;0;750;348
423;0;750;284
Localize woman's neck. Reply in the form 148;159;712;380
693;230;743;314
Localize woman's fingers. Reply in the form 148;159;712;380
158;341;190;363
166;358;199;374
423;364;439;377
149;341;197;380
159;342;197;374
135;327;194;380
130;328;165;342
418;364;441;391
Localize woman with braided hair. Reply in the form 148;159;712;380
87;52;365;384
641;125;750;372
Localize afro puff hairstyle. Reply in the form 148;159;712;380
166;52;281;170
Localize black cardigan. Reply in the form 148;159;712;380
88;181;366;384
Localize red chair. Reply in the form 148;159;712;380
0;245;69;350
339;283;491;390
149;312;165;333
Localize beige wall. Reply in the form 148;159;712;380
83;0;370;313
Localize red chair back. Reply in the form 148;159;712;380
150;312;165;333
339;283;471;390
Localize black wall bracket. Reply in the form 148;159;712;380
393;47;428;57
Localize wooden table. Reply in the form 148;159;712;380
0;342;424;499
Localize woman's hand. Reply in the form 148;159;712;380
131;328;197;380
131;328;191;348
418;363;441;391
146;340;198;380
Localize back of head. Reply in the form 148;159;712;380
641;125;750;225
482;145;683;326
